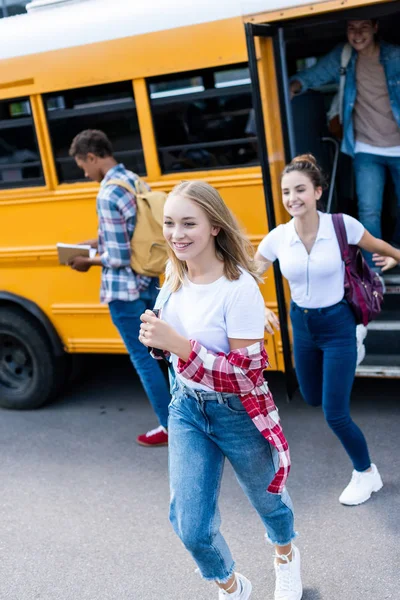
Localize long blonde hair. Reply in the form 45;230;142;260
164;180;262;292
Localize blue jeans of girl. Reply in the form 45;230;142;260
168;380;296;582
290;299;371;472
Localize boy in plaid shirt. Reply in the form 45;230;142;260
68;130;170;447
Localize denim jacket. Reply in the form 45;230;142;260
292;41;400;157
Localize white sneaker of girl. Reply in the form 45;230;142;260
274;544;303;600
218;574;252;599
339;463;383;506
356;324;367;366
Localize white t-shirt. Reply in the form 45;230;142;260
257;212;365;309
354;140;400;157
162;269;265;390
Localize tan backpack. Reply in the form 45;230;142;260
105;177;168;277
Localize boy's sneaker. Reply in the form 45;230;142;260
218;573;252;599
274;544;302;600
339;463;383;506
136;425;168;447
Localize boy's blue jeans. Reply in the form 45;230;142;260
108;282;170;429
290;300;371;472
354;152;400;266
168;380;296;582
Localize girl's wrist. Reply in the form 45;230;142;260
170;335;192;362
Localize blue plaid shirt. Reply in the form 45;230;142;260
97;164;152;304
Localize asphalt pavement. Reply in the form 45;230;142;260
0;355;398;600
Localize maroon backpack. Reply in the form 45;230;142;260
332;213;384;326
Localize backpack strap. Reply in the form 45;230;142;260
104;178;137;196
151;281;174;374
133;178;149;195
332;213;350;265
153;282;172;312
338;43;352;124
105;177;150;197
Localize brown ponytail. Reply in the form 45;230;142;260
281;154;328;190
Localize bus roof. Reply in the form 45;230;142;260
0;0;327;61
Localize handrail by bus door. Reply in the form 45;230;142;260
273;28;297;161
245;22;298;400
321;136;340;214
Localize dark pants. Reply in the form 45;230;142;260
290;300;371;472
108;281;170;429
354;152;400;265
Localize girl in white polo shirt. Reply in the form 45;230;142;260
139;181;302;600
256;154;400;506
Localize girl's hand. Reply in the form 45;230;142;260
139;310;191;360
139;310;175;350
372;254;398;272
264;307;280;334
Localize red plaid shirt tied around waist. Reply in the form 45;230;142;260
175;340;291;494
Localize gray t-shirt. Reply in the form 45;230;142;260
354;51;400;148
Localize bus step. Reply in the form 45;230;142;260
367;319;400;329
356;354;400;378
383;273;400;293
364;325;400;355
380;294;400;311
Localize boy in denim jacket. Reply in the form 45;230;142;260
291;20;400;267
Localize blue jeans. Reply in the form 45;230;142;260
290;300;371;472
108;282;170;429
168;380;296;582
354;152;400;266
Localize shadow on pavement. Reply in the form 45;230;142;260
303;589;323;600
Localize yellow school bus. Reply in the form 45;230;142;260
0;0;397;409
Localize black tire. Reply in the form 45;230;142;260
0;306;67;410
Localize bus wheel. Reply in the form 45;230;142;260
0;307;66;410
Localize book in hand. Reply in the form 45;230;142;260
57;243;97;265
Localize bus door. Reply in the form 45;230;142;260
245;23;298;398
246;1;400;379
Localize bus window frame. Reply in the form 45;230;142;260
0;94;47;194
0;70;265;195
0;64;266;196
133;78;162;180
42;79;148;188
146;63;261;176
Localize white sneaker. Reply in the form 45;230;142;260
274;544;302;600
356;343;366;366
356;324;368;345
218;573;252;599
356;324;367;366
339;463;383;506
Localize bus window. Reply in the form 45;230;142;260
148;64;259;173
44;81;145;183
0;97;44;190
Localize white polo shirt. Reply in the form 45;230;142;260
257;212;365;309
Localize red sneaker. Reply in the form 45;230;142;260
136;425;168;447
